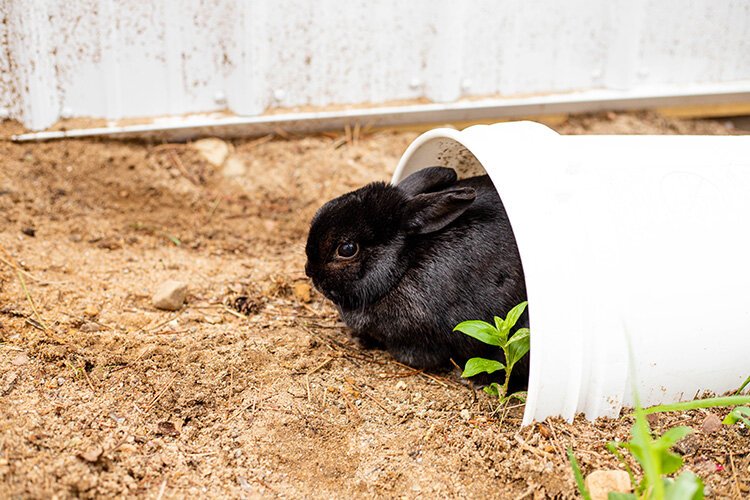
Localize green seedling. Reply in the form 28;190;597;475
569;390;750;499
723;375;750;428
453;301;529;402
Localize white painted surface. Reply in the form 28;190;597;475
2;0;750;130
393;122;750;424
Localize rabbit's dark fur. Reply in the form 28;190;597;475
305;167;528;384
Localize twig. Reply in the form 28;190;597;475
24;317;47;332
363;391;391;413
252;476;279;495
514;433;554;459
245;134;274;149
546;420;566;462
729;452;742;499
0;254;62;284
144;374;178;413
308;357;335;376
393;361;449;387
204;198;221;224
166;150;200;186
81;362;97;392
222;305;247;320
340;389;361;422
149;143;184;154
156;478;167;500
139;311;185;334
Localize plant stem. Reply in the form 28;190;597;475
501;360;513;400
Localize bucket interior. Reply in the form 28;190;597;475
394;136;532;389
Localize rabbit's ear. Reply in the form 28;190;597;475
397;167;457;196
403;188;476;234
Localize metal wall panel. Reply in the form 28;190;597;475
2;0;749;130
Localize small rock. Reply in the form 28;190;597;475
536;423;552;439
78;445;103;463
222;155;247;178
192;137;230;167
237;476;254;492
460;409;471;421
1;372;18;396
157;421;180;437
11;352;28;366
152;280;188;311
204;315;222;325
701;413;722;434
395;380;407;391
293;283;312;303
585;470;631;500
79;321;101;333
21;227;36;237
83;304;100;317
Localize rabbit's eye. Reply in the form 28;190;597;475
336;242;358;259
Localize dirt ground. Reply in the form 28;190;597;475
1;112;748;499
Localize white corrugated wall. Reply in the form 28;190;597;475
1;0;749;131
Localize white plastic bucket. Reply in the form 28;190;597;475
391;121;750;425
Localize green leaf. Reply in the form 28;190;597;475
507;391;527;403
453;320;502;346
503;301;528;330
566;448;592;500
607;494;637;500
506;328;531;367
664;471;704;500
655;426;693;449
493;316;503;333
461;357;504;378
723;406;750;426
660;450;685;476
628;409;664;498
483;383;500;397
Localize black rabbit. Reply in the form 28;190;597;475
305;167;528;384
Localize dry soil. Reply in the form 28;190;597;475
0;112;748;499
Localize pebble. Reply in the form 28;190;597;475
222;155;247;178
11;352;28;366
192;138;230;167
204;315;223;325
237;476;254;492
701;413;722;434
152;280;188;311
585;470;631;500
79;321;101;333
79;445;103;463
293;282;312;303
460;409;471;421
83;304;100;317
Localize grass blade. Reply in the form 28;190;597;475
644;395;750;414
566;448;592;500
